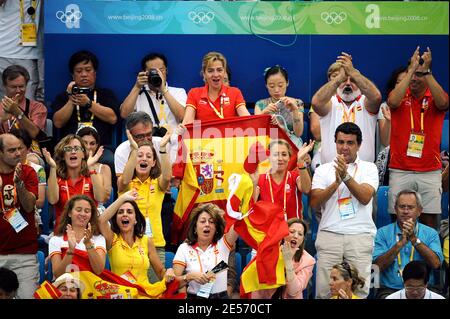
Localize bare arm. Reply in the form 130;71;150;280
42;148;59;204
15;180;36;213
378;105;391;147
147;237;165;280
311;68;346;117
182;107;196;125
36;184;45;209
310;182;340;210
53;99;75;128
309;111;321;141
157;131;172;191
117;130;138;193
120;71;147;119
162;88;186;122
236;105;251;117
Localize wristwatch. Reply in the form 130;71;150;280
17;111;24;120
342;173;351;182
84;100;93;109
413;238;422;247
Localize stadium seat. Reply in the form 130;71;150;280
441;119;449;151
245;251;252;266
442;191;449;220
376;186;391;228
235;251;242;282
37;251;46;284
302;193;310;222
301;121;309;145
165;251;175;269
105;255;111;271
40;193;50;235
47;259;53;281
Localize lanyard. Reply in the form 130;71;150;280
194;244;218;273
19;0;37;22
337;95;361;123
267;171;290;216
76;90;97;123
409;97;428;133
337;162;358;200
396;223;418;276
207;96;224;119
65;178;86;199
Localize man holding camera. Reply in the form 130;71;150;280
387;46;449;230
52;50;119;173
311;52;381;165
120;52;186;131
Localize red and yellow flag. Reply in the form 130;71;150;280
34;280;62;299
172;115;297;244
225;173;289;297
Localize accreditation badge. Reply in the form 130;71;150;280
20;23;37;46
77;122;93;131
406;132;425;158
338;197;356;220
4;208;29;233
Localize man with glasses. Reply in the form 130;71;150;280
0;133;39;299
373;189;443;299
387;46;449;229
386;260;445;299
119;52;186;131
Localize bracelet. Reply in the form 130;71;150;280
298;166;307;170
66;251;74;255
15;180;25;189
162;88;169;95
159;149;167;154
86;244;95;250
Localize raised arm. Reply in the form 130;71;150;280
117;130;138;193
120;71;147;119
157;129;172;191
87;147;108;203
311;67;347;117
42;148;59;204
420;47;449;111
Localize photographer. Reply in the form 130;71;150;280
52;50;119;176
387;46;449;229
120;52;186;131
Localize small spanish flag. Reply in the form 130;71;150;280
34;281;62;299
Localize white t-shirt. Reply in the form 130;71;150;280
0;0;41;59
311;156;379;235
114;133;178;175
173;237;232;295
49;234;107;258
135;84;187;130
386;288;446;299
319;95;377;164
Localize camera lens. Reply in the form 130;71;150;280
71;86;79;94
148;69;162;87
419;58;424;65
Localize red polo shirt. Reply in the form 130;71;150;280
54;176;97;229
0;164;39;254
389;88;447;172
186;85;245;121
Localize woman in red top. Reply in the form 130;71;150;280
43;134;108;229
182;51;250;124
253;139;314;220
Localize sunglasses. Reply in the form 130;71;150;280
413;71;429;78
132;132;152;140
63;146;84;153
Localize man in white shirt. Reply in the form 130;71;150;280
310;52;381;164
311;122;379;298
120;52;186;131
386;260;445;299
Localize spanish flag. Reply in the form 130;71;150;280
34;281;62;299
226;173;289;297
172;115;297;244
55;250;184;299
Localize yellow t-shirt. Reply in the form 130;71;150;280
108;233;150;286
444;236;449;266
120;177;166;247
331;293;361;299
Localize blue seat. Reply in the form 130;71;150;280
105;255;111;271
165;251;175;269
47;259;53;281
301;120;309;145
245;251;252;266
40;191;50;235
37;251;46;284
441;119;449;151
376;186;391;228
302;193;310;222
235;251;242;282
442;191;449;220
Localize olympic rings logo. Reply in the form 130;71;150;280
56;4;82;29
320;11;347;25
188;11;215;24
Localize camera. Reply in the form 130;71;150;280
152;126;167;138
71;86;91;95
148;69;162;87
419;57;424;65
275;100;284;108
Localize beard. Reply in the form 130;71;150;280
337;86;361;103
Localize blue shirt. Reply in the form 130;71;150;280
373;222;443;289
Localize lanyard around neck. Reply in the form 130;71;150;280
20;0;37;22
409;97;427;132
267;171;290;216
207;95;224;119
194;243;218;273
65;178;86;199
396;223;419;276
76;90;97;123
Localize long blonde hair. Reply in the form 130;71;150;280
54;134;90;179
201;51;227;78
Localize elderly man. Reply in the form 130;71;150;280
373;189;443;299
311;52;381;165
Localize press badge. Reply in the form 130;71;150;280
20;23;37;46
4;208;29;233
77;122;93;131
338;197;356;220
145;217;153;237
406;132;425;158
196;279;215;299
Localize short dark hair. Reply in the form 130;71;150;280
403;261;430;284
2;64;30;85
141;52;168;71
334;122;362;145
76;126;100;145
110;200;146;238
125;111;153;130
286;218;308;263
186;203;225;246
385;66;407;97
9;128;32;149
0;267;19;295
264;65;288;84
69;50;99;74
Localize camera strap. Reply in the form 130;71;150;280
143;89;161;127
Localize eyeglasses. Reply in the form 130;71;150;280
63;146;84;153
413;71;428;78
397;204;417;211
405;286;426;293
132;132;152;140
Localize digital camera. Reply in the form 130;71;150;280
148;69;162;87
152;126;168;138
71;86;91;95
